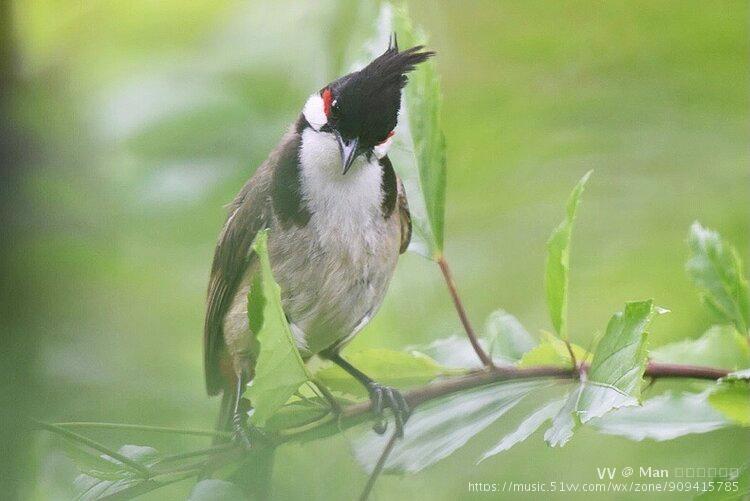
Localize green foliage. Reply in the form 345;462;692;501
246;230;309;426
517;332;588;368
350;2;446;259
484;310;536;363
708;382;750;426
591;391;731;441
545;170;593;339
545;300;657;446
74;445;163;500
579;300;654;407
651;324;750;370
188;480;245;501
354;380;554;474
314;349;456;398
687;222;750;335
478;397;565;462
392;4;446;257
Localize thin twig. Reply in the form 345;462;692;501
278;362;730;443
359;432;399;501
52;421;230;439
437;256;493;367
32;419;152;477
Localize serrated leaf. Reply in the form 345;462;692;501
74;445;159;500
484;310;537;363
687;222;750;334
544;386;581;447
723;368;750;381
708;381;750;426
354;380;553;473
314;349;455;398
651;324;750;370
246;230;309;426
576;300;654;421
544;300;656;446
188;480;246;501
353;3;445;258
517;332;588;368
409;334;490;370
478;397;566;462
591;391;732;441
545;170;593;339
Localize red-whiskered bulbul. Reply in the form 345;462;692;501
204;38;433;444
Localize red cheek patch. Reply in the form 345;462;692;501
322;88;333;117
377;130;395;146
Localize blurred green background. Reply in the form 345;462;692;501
6;0;749;499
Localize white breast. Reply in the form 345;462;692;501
298;127;384;260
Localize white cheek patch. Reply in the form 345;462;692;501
303;93;327;131
373;135;394;159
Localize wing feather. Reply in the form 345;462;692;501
203;131;301;394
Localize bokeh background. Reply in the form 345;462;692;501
3;0;749;499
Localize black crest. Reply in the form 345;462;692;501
327;37;434;148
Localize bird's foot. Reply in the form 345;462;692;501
231;413;253;451
367;382;410;437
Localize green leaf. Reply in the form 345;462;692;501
352;3;445;258
708;381;750;426
591;391;731;441
354;380;553;473
393;5;446;257
484;310;537;363
478;397;566;462
411;334;488;369
517;332;588;368
544;385;582;447
246;230;309;426
577;300;655;421
651;324;750;370
188;480;246;501
723;368;750;381
544;300;657;446
314;349;456;398
545;170;593;339
74;445;160;500
687;222;750;334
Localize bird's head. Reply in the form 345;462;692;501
302;37;434;174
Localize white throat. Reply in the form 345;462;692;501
298;127;384;252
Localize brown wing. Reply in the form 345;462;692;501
396;175;412;254
204;130;302;395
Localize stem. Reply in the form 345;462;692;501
437;256;493;367
359;432;399;501
32;419;152;477
278;362;730;443
52;422;230;439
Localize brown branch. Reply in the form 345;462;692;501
437;256;494;367
277;361;730;444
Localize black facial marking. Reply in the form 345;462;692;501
326;44;434;149
379;155;398;218
272;132;311;228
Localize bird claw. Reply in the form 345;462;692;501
231;413;253;451
367;383;410;438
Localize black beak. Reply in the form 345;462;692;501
335;133;359;175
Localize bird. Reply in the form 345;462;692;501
204;37;434;445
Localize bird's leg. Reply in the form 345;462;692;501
327;352;410;437
231;372;253;449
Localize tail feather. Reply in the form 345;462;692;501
213;388;235;445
